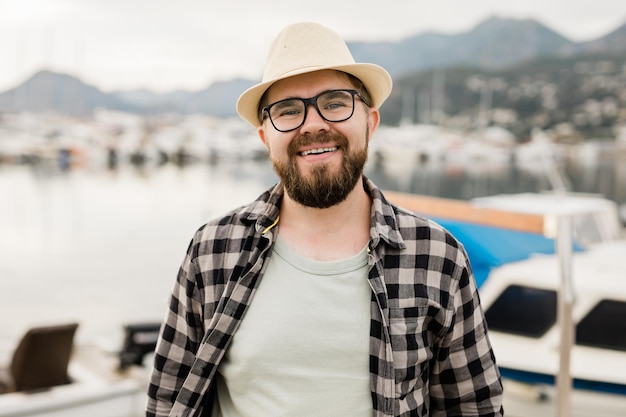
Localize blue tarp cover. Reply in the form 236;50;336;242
432;217;561;288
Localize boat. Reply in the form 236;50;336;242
386;190;626;417
0;322;160;417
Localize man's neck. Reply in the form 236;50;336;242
277;178;372;261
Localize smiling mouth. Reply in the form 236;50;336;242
299;147;338;156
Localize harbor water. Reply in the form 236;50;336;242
1;150;625;357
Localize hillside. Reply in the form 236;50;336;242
0;16;625;139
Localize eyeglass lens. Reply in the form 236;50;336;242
267;90;356;132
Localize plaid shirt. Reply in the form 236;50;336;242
146;178;504;417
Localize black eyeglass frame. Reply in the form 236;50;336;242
260;89;369;133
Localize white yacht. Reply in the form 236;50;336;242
386;190;626;417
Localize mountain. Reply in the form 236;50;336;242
179;78;255;116
348;17;574;76
577;20;626;55
113;79;257;116
0;70;137;116
112;88;193;112
111;80;256;116
0;16;624;118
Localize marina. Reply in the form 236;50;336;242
1;116;625;416
1;2;625;415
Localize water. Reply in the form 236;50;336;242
1;154;624;357
0;161;277;355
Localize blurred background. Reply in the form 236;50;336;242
1;0;625;358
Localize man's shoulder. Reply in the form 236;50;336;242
189;184;281;249
392;203;461;246
367;179;462;250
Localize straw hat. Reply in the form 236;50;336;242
236;22;393;127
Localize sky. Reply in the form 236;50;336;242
1;0;625;93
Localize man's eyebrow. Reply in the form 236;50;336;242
271;98;300;108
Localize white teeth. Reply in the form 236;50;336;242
300;147;338;156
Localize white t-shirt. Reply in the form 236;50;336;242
213;236;372;417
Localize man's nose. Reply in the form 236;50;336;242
299;103;330;134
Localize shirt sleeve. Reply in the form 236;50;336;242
146;241;205;417
429;248;504;417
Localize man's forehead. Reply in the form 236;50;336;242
264;70;352;102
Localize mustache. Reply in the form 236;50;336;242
287;132;350;157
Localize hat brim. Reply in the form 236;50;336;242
236;63;392;128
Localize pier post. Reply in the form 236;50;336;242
555;214;575;417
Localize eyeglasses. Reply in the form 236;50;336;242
261;89;368;133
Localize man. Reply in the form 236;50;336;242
146;22;503;417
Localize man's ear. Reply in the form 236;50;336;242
368;107;380;138
258;125;269;150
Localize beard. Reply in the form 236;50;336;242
270;131;369;209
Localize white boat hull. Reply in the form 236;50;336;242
0;379;145;417
503;378;626;417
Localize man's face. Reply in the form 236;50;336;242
258;70;380;208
